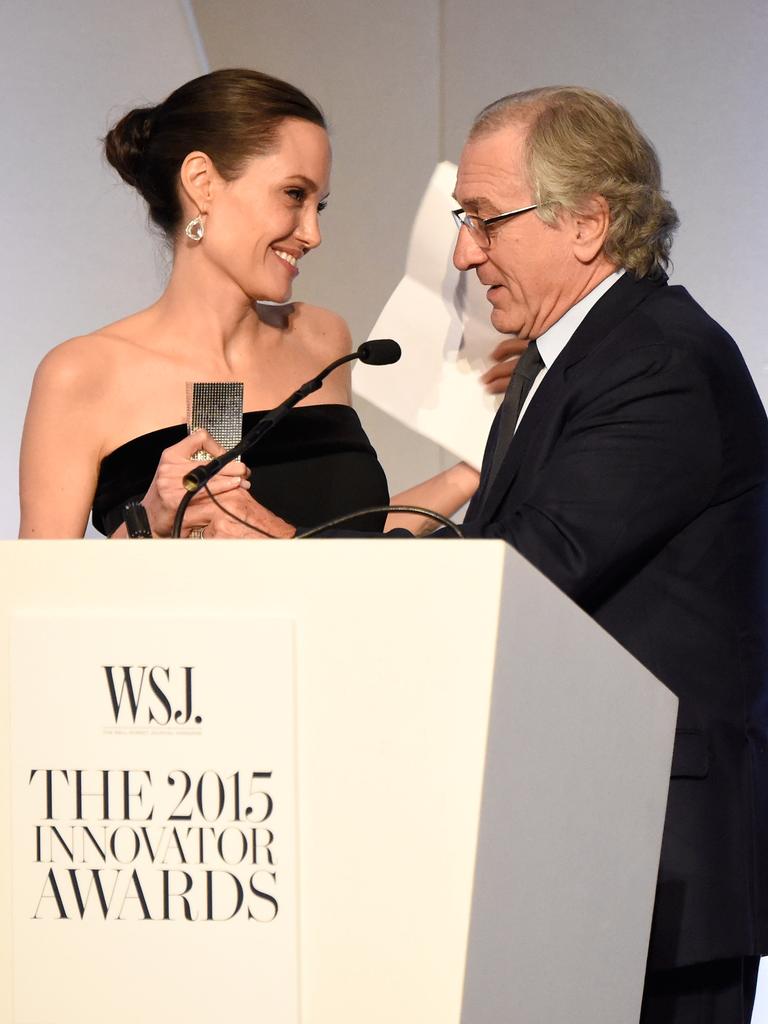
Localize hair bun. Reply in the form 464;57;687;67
104;105;156;189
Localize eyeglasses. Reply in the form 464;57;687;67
452;203;539;248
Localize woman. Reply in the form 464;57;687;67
18;69;501;540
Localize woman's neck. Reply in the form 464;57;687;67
150;247;275;366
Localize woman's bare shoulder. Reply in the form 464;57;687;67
258;301;352;357
33;332;116;398
33;312;151;396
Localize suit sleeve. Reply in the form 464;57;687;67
457;341;722;607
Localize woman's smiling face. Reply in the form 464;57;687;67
199;118;331;302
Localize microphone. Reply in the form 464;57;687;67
356;338;401;366
182;338;400;493
171;339;401;537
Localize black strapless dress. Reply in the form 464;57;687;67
92;405;389;536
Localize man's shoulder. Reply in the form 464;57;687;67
580;276;767;437
594;275;741;369
637;280;728;335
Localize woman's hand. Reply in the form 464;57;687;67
141;429;251;537
481;337;529;394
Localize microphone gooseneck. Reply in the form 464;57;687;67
171;339;401;538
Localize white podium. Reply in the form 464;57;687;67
0;540;677;1024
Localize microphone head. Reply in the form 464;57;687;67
357;339;401;366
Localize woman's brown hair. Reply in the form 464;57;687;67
105;68;326;236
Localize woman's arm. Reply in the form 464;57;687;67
19;343;104;538
387;462;480;535
19;342;252;539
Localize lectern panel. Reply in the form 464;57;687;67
8;609;298;1024
0;541;676;1024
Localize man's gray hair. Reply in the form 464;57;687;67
471;87;679;278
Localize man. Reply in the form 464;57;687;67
234;86;768;1021
448;87;768;1023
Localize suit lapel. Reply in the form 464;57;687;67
475;272;668;520
467;403;505;514
556;271;666;374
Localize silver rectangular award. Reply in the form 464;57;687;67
186;381;244;461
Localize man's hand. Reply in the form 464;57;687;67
204;490;296;539
481;338;529;394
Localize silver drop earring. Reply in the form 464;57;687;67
185;214;205;241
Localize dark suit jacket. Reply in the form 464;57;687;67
458;272;768;970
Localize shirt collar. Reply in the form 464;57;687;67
536;270;624;369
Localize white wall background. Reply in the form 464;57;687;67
191;0;768;503
4;0;766;536
2;0;768;1014
2;0;205;536
439;0;768;384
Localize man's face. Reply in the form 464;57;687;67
453;123;582;339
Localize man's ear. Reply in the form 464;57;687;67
571;195;611;263
179;151;215;217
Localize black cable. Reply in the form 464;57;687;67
175;493;464;540
297;506;464;538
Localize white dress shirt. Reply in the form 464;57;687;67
515;270;624;430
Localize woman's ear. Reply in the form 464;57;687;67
179;151;215;216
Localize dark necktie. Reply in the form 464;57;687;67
487;339;545;486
